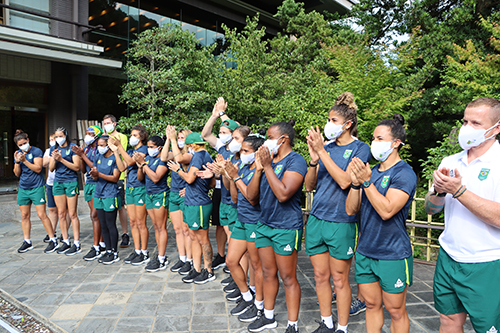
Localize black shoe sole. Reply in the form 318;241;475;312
57;247;71;254
224;286;238;293
350;307;367;316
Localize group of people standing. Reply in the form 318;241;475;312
12;95;500;333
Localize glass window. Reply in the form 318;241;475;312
9;0;50;33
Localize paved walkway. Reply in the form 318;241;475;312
0;201;475;333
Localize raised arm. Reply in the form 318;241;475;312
201;97;230;148
345;164;362;215
304;135;320;191
166;126;192;165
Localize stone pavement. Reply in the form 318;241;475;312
0;197;475;333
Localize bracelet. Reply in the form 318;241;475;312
176;168;181;174
350;183;361;190
141;162;146;168
453;185;467;198
173;153;181;158
233;176;242;182
309;161;318;167
434;191;447;197
452;185;464;197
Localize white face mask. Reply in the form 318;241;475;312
129;136;140;147
104;124;115;133
19;143;30;152
264;136;286;155
178;140;185;149
228;139;242;153
219;133;232;145
49;140;56;147
371;140;394;162
188;147;195;155
98;146;109;155
324;121;346;140
56;137;66;146
148;147;159;157
458;122;499;150
84;135;96;145
240;152;255;165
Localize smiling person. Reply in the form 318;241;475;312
13;130;58;254
246;120;307;333
305;93;371;333
135;135;170;272
425;97;500;333
346;114;416;333
49;127;82;255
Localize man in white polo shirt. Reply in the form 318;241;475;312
425;97;500;333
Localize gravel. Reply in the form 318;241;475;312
0;295;54;333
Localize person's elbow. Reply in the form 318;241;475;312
276;192;293;203
338;180;351;191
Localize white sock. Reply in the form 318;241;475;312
158;255;165;264
263;308;274;320
93;245;100;251
63;239;70;245
135;249;141;255
337;323;348;332
99;242;106;248
180;255;186;262
24;239;31;244
74;240;80;247
50;238;57;243
322;316;334;329
242;290;253;302
142;250;148;256
255;299;264;310
187;258;193;263
287;321;298;330
249;285;256;293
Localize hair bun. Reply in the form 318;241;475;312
335;92;358;111
257;128;267;136
392;114;405;126
14;129;24;136
287;119;296;127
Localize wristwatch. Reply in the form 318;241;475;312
362;180;371;188
309;161;318;167
218;111;226;117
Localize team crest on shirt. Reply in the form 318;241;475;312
98;159;101;164
343;150;352;159
274;165;283;175
66;149;70;155
486;326;498;333
247;172;254;181
381;175;390;188
478;168;490;181
107;160;113;166
28;154;33;160
153;159;158;165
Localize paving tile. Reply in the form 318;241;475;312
113;317;154;333
51;304;93;319
11;283;48;295
128;291;162;304
104;282;137;293
192;301;226;315
135;282;165;292
122;303;158;317
161;291;193;304
30;305;58;318
152;316;190;332
31;292;69;306
406;303;440;317
45;282;80;294
74;282;109;293
410;291;435;303
194;290;225;302
157;302;192;316
83;273;114;284
63;293;101;304
164;281;194;291
74;317;117;333
191;314;228;331
86;304;126;318
50;319;81;332
111;273;142;283
95;292;132;305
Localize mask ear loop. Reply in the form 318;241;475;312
484;121;500;141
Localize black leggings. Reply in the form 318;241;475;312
96;209;118;251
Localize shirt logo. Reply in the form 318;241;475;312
381;175;390;188
153;159;158;165
71;190;75;195
250;232;256;239
394;279;404;288
40;198;45;203
274;165;283;175
138;199;143;204
192;222;199;227
478;168;490;181
247;172;254;181
283;244;292;252
155;202;160;206
109;204;114;209
28;154;33;159
107;160;113;166
487;326;498;333
66;149;70;155
98;159;101;164
347;247;353;255
343;150;353;159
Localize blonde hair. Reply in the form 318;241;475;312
330;92;358;137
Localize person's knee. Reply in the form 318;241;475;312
314;268;330;286
364;296;382;310
386;306;406;321
331;272;349;290
281;272;299;289
21;211;30;221
440;313;466;331
36;211;47;221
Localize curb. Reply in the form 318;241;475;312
0;289;67;333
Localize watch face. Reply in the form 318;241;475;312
363;180;370;188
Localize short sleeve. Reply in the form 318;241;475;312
390;164;417;196
189;153;204;171
44;149;50;158
214;139;224;151
286;153;307;177
120;133;128;149
33;148;43;158
356;143;372;164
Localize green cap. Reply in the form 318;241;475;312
185;132;206;145
220;119;239;132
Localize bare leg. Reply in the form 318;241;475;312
275;251;301;322
439;313;466;333
259;246;279;311
118;206;128;234
226;238;249;292
310;252;333;318
383;288;409;333
87;199;100;246
48;207;58;231
170;210;186;256
215;225;227;257
359;282;384;333
54;195;69;240
19;205;32;240
195;228;213;272
35;204;55;238
189;229;202;271
182;221;192;259
331;256;353;326
66;195;80;241
127;204;141;251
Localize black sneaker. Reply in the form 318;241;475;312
223;266;230;274
221;275;233;286
83;247;101;261
248;314;277;332
17;241;33;253
43;234;50;243
231;298;254;316
178;261;192;275
102;252;120;265
44;241;59;254
145;256;167;272
124;251;140;264
311;320;335;333
56;242;71;254
211;253;226;270
182;268;201;283
193;269;216;284
65;244;82;256
239;305;260;323
131;252;149;265
120;233;130;248
285;324;299;333
99;252;112;263
99;245;106;252
226;289;242;301
223;281;238;293
170;259;185;272
59;234;64;243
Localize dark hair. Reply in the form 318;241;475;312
103;114;117;123
148;135;164;147
131;124;148;145
55;127;68;137
98;135;110;144
235;126;251;138
377;114;406;151
13;129;28;143
269;119;296;146
330;92;358;137
243;128;266;151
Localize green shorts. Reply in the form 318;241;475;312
84;183;96;202
219;202;238;228
17;186;46;206
305;215;358;259
254;222;302;255
126;186;146;206
169;191;185;212
146;190;169;210
355;252;413;294
230;220;258;243
433;248;500;332
183;203;213;230
53;181;79;197
94;196;121;212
